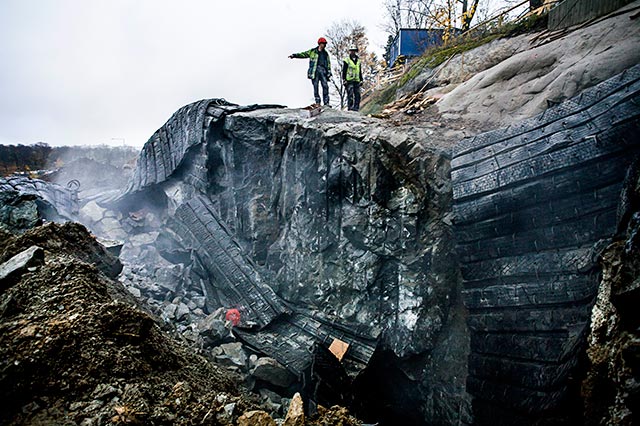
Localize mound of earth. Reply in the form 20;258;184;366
0;222;361;425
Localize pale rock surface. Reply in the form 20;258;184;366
436;2;640;128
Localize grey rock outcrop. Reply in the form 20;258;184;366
251;357;296;388
436;5;640;129
0;191;41;233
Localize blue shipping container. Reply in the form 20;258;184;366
388;29;447;68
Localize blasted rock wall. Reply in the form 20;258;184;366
125;99;283;195
210;110;456;358
452;65;640;423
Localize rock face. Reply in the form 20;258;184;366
218;109;456;358
451;64;640;423
283;392;304;426
119;99;464;423
251;357;296;388
38;60;634;424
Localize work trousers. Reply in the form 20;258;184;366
346;81;361;111
312;69;330;106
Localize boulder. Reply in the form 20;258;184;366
154;264;183;293
197;312;228;346
96;237;123;257
251;357;295;388
0;246;44;287
175;302;190;321
97;217;127;240
0;191;41;233
129;231;159;247
162;303;177;320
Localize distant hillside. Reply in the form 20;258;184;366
0;144;139;176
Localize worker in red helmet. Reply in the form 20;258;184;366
288;37;332;107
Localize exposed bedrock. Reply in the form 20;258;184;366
451;64;640;423
118;100;466;423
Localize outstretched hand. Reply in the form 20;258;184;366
288;55;294;59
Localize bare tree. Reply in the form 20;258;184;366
381;0;482;36
326;20;382;109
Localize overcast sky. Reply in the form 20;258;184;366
0;0;515;147
0;0;393;147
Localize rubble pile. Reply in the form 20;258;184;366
0;222;362;425
0;223;251;425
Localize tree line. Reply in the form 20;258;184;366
0;143;138;176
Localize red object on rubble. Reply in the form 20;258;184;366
225;308;241;327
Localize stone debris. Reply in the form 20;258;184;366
216;342;248;368
79;200;106;223
0;223;261;425
237;410;277;426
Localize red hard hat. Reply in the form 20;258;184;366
318;37;327;44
